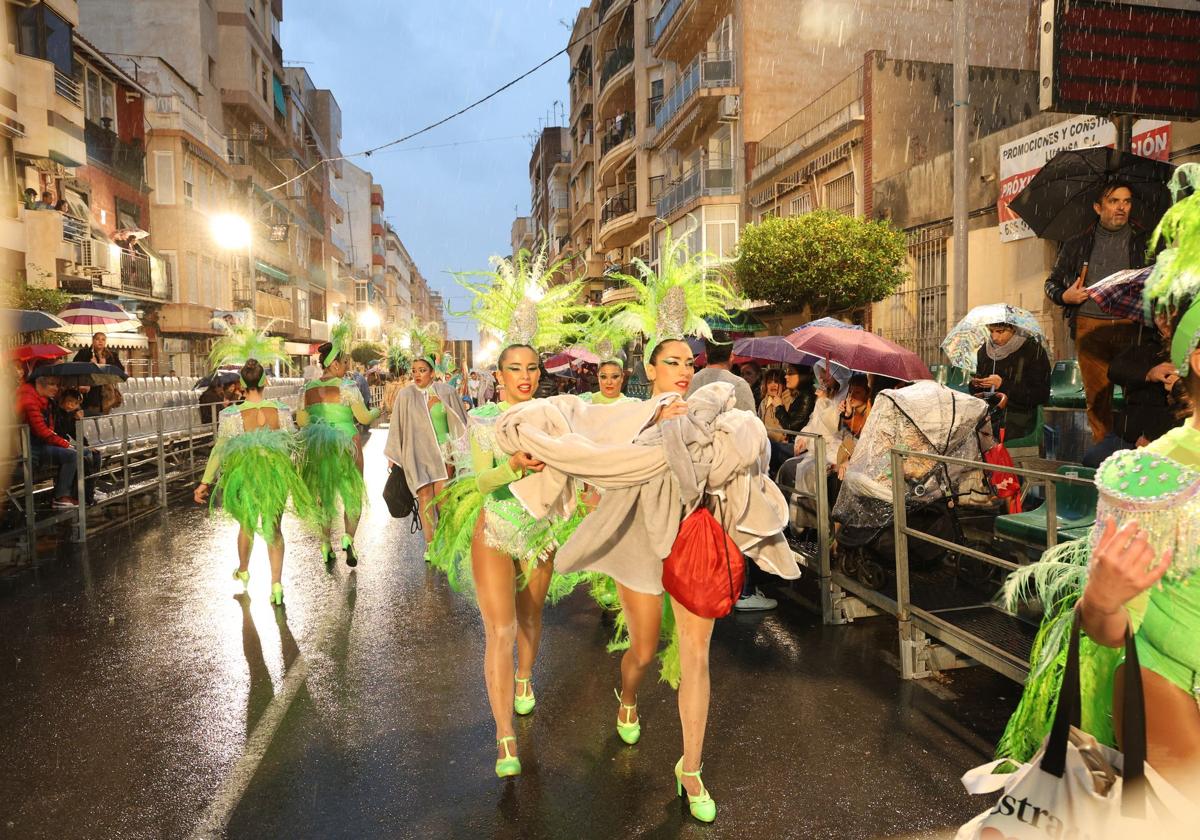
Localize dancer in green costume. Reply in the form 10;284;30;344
999;165;1200;793
194;327;312;606
428;245;588;779
298;321;380;567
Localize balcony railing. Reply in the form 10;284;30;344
754;67;865;177
85;121;146;185
600;184;637;227
648;94;664;124
550;190;570;211
600;44;635;90
648;174;666;204
597;0;621;21
600;112;635;156
655;51;735;133
651;0;685;45
55;70;82;108
657;161;735;219
62;241;169;300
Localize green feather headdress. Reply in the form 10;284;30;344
383;329;412;375
608;216;736;360
578;306;636;366
404;318;444;364
208;321;289;371
324;314;354;367
454;244;588;352
1144;163;1200;374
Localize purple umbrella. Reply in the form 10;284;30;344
785;327;932;382
732;335;815;365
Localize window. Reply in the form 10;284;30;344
824;173;855;216
153;151;176;204
702;205;739;261
789;192;813;217
207;57;217;85
182;157;195;207
355;280;368;306
296;288;309;325
184;251;199;304
159;250;179;303
882;227;949;366
17;3;74;75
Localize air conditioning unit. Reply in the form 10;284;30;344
718;95;740;122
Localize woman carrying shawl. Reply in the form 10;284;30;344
426;247;588;779
383;321;468;541
493;227;801;823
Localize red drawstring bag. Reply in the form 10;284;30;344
661;504;745;619
984;442;1023;514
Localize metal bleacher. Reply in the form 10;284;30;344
2;376;306;562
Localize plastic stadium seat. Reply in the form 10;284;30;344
994;466;1097;546
1049;360;1086;408
1003;405;1044;450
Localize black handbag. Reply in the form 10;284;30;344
383;466;421;533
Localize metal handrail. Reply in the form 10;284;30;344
655;51;735;133
651;0;684;45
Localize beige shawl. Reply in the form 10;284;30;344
383;382;468;492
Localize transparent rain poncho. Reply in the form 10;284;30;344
832;381;992;528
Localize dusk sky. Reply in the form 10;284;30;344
282;0;582;340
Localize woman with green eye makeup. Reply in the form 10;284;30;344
586;360;634;404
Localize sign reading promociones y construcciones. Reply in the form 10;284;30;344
997;114;1170;242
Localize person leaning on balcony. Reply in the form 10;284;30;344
16;369;98;509
1044;182;1153;442
74;332;126;417
23;188;37;210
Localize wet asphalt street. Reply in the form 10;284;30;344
0;430;1020;839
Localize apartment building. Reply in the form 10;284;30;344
381;221;415;328
527;126;571;262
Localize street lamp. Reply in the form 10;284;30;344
359;306;381;336
210;213;255;323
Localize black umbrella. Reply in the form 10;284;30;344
1009;148;1175;241
28;362;127;386
2;308;69;333
194;370;240;390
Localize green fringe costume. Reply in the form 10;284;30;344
202;401;316;542
298;378;378;528
425;401;587;600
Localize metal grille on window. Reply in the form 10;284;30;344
882;226;949;367
789;192;813;217
823;173;855;216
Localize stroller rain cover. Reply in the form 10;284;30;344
832;381;991;527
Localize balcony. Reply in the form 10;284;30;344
58;240;171;302
599;183;637;237
599;44;634;91
55;70;82;108
651;0;684;45
753;67;865;181
85;121;146;186
657;161;735;220
597;0;627;22
255;289;293;324
160;303;221;335
654;51;736;136
150;94;228;162
599;112;635;157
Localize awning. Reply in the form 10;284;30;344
705;311;767;333
273;76;286;116
254;260;290;283
283;341;311;356
61;331;148;350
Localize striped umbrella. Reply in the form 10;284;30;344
57;299;137;328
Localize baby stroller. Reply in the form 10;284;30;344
830;381;1003;591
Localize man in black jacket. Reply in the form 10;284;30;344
1044;183;1152;442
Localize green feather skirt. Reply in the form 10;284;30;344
211;428;317;542
299;422;367;527
425;477;589;602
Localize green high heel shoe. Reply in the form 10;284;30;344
513;677;535;716
321;543;336;567
674;757;716;823
232;569;250;589
615;688;640;745
495;736;521;778
341;534;358;568
270;582;284;606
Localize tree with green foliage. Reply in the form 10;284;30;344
350;341;385;366
734;210;908;319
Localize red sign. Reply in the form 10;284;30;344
1041;0;1200;120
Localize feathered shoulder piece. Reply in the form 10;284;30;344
1144;163;1200;373
608;216;735;358
454;244;587;351
208;321;289;370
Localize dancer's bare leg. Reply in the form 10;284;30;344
236;527;252;573
670;595;714;796
470;514;519;760
416;484;437;542
267;517;284;585
515;557;553;686
617;584;664;724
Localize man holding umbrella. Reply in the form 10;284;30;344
1044;183;1153;441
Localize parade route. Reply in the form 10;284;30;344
0;431;1020;839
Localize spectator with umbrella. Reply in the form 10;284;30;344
1013;148;1173;441
16;366;103;509
942;304;1051;441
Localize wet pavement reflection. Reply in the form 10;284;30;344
0;431;1018;839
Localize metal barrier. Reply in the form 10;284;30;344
2;394;304;563
887;447;1094;684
